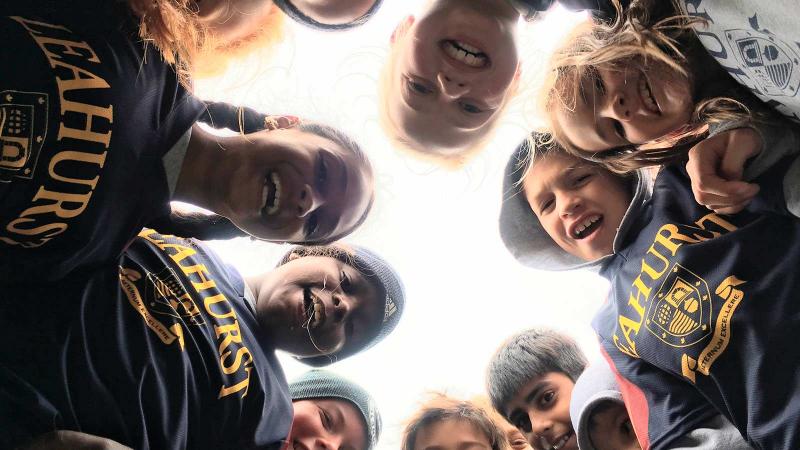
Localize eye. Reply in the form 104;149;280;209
304;213;320;240
621;418;634;437
539;390;555;407
612;120;627;140
573;173;593;186
345;320;355;341
315;152;329;192
340;270;352;293
591;67;606;96
460;101;483;114
539;198;554;214
406;77;433;95
318;408;333;431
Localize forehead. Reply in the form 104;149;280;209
506;372;573;412
553;73;608;153
415;419;491;449
521;152;585;195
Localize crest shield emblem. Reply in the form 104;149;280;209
145;268;205;326
727;29;800;97
0;90;48;182
646;264;711;347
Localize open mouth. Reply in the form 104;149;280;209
261;171;281;217
302;288;325;329
441;39;489;68
570;214;602;240
543;431;574;450
638;71;660;115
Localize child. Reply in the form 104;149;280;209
402;394;508;450
570;360;752;450
272;0;383;30
542;1;800;213
486;328;587;450
0;229;405;449
499;136;800;449
379;0;630;165
286;370;383;450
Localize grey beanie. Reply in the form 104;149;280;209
289;369;382;449
273;0;383;31
569;360;625;450
279;244;405;367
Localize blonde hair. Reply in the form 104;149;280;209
542;0;751;173
378;23;517;170
402;394;510;450
127;0;284;86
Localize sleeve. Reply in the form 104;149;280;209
599;347;720;450
669;415;754;450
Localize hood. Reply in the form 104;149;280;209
569;360;625;450
498;137;652;271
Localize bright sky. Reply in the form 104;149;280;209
194;3;608;448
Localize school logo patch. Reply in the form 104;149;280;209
646;264;711;348
145;267;205;326
0;90;48;182
726;29;800;97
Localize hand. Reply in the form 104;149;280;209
685;127;762;214
20;431;133;450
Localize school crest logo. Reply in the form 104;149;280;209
0;90;48;182
726;29;800;97
646;264;711;347
145;268;205;326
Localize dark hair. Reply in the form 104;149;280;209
402;394;508;450
272;0;383;31
486;328;587;420
152;104;373;243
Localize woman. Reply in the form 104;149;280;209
0;229;405;449
0;9;375;284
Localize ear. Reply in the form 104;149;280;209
390;15;415;45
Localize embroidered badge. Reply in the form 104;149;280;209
0;91;48;182
646;264;712;348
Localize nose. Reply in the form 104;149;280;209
529;411;552;443
315;435;342;450
558;193;582;218
437;72;469;99
297;184;323;218
604;91;633;122
332;293;352;323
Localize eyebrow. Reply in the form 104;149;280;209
525;381;547;404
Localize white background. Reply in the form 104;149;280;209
194;3;609;448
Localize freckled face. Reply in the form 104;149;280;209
523;152;631;262
504;373;577;450
251;255;384;358
556;59;693;153
388;0;519;153
288;398;368;450
219;128;373;244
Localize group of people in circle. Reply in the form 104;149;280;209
2;0;799;449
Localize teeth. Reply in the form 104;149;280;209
443;40;487;68
573;215;601;238
309;297;324;328
264;172;281;216
639;73;659;114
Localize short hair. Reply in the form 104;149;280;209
486;328;587;419
402;394;508;450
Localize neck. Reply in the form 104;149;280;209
173;126;228;215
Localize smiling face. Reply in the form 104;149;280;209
387;0;519;154
504;372;577;450
522;152;631;262
587;401;640;450
250;253;384;358
287;398;368;450
413;419;493;450
217;127;373;244
555;59;693;153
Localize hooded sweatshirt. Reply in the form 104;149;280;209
498;133;800;449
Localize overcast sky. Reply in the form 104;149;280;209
195;3;606;448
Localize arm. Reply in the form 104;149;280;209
18;431;132;450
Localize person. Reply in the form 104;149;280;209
0;9;375;285
379;0;632;166
485;328;587;450
471;397;533;450
0;229;405;449
570;359;752;450
498;136;800;449
540;0;800;213
272;0;384;31
401;394;509;450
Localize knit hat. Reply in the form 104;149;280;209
273;0;383;31
279;244;405;367
569;360;625;450
289;370;382;449
498;134;651;271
